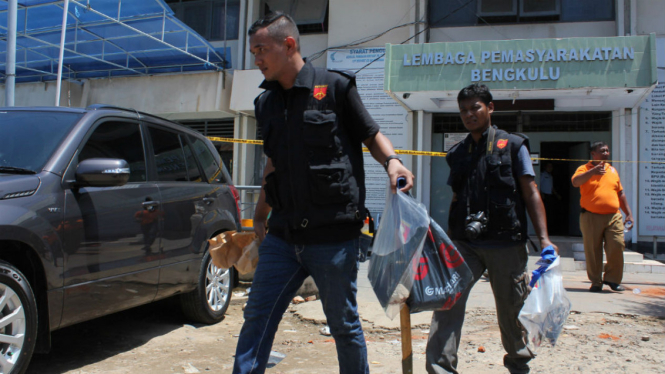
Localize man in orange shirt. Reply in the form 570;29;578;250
572;142;634;292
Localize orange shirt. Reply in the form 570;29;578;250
573;162;623;214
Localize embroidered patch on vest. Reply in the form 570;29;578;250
313;85;328;100
497;139;508;149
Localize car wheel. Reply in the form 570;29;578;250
0;262;38;374
180;251;234;324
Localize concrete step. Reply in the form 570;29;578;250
572;250;644;263
571;241;644;263
643;253;665;261
574;258;665;274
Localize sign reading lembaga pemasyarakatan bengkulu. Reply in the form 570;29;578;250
384;35;657;92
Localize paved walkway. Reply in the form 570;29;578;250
293;256;665;330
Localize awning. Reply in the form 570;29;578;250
0;0;230;84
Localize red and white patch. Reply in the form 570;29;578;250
313;85;327;100
497;139;508;149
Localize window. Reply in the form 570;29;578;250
166;0;240;41
429;0;614;27
182;140;204;182
79;122;147;182
175;119;234;175
189;136;226;183
521;0;560;16
149;127;189;182
263;0;329;34
433;112;611;134
0;111;82;173
433;113;518;134
478;0;517;17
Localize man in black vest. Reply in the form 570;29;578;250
233;12;413;374
426;84;556;374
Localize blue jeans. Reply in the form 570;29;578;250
233;234;368;374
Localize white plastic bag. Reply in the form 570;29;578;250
368;185;429;319
518;256;572;351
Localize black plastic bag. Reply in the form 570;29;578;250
407;219;473;313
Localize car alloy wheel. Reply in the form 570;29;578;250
0;261;37;374
206;261;231;312
180;250;234;324
0;284;26;374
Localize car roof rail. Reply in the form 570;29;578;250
85;104;170;123
86;104;138;113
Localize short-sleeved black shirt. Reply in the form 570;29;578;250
255;61;380;244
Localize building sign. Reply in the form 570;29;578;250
327;48;409;220
639;68;665;237
443;133;467;152
402;47;635;83
384;35;657;92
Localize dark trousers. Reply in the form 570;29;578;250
426;240;534;374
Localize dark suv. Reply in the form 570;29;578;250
0;105;241;374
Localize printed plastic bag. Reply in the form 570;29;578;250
407;219;473;313
368;186;429;320
518;247;571;351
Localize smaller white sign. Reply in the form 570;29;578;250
444;133;468;152
531;153;539;165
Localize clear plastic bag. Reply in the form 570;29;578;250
518;255;572;352
368;186;429;319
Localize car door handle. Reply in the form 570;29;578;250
203;197;215;205
142;201;160;212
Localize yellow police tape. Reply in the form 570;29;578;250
207;136;665;164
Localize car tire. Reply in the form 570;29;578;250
179;251;234;324
0;261;38;374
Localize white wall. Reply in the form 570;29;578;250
1;71;235;120
429;21;617;42
328;0;416;49
1;80;83;108
229;69;265;113
301;34;329;69
84;72;234;120
635;0;665;36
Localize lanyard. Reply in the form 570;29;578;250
465;126;496;217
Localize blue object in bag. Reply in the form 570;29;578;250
529;246;557;288
519;245;571;351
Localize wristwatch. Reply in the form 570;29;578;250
383;155;403;171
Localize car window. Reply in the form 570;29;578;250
0;111;83;173
79;121;147;182
189;136;226;183
182;140;204;182
148;127;189;182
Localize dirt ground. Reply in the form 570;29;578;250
27;293;665;374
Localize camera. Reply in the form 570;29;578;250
465;211;488;240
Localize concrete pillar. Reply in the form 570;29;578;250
233;113;258;220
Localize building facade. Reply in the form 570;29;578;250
3;0;663;247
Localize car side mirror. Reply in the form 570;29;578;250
75;158;130;187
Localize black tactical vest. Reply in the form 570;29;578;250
255;63;365;244
446;125;529;242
